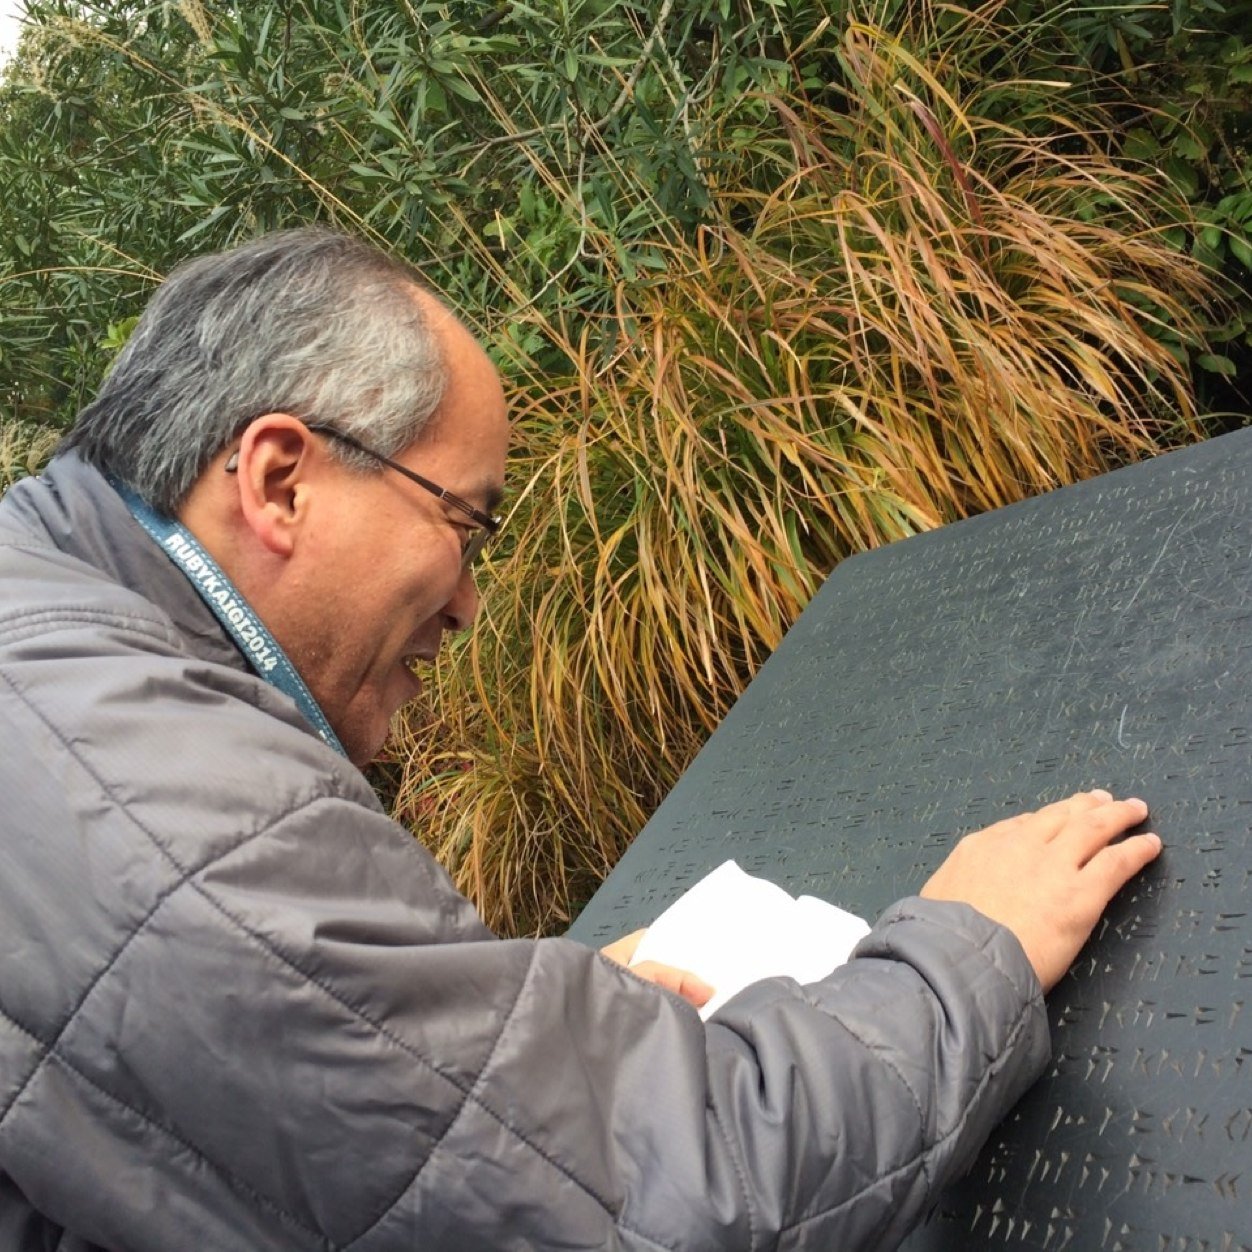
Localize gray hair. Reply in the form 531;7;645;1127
66;227;447;513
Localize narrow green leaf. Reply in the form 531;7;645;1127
1196;353;1237;376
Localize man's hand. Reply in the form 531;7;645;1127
921;789;1162;992
601;929;715;1010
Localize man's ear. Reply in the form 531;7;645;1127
231;415;318;557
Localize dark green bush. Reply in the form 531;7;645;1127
0;1;1239;930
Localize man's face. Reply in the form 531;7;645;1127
290;304;509;765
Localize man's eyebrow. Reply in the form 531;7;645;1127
480;483;505;517
450;480;504;518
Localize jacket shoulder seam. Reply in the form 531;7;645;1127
0;604;179;650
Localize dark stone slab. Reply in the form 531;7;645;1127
568;428;1252;1251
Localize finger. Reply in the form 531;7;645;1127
1001;789;1114;839
1083;831;1163;897
1063;797;1150;865
631;960;715;1009
1039;789;1115;823
600;929;646;966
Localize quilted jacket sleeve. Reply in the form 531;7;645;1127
0;570;1048;1252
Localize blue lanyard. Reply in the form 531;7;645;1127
111;479;348;758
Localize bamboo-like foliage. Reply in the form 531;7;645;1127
386;13;1215;934
0;0;1222;934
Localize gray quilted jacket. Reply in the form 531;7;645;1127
0;453;1050;1251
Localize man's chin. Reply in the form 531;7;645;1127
336;673;424;767
333;705;394;769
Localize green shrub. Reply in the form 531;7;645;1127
388;8;1218;933
0;0;1229;931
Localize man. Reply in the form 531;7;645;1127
0;228;1160;1250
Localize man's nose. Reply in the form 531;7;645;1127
443;565;480;633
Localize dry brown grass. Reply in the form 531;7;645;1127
0;419;60;491
385;8;1216;935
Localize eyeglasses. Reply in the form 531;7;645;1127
227;423;503;568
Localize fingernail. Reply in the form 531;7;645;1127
1091;788;1113;802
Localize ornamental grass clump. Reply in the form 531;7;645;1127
0;420;60;491
387;9;1217;935
3;0;1216;935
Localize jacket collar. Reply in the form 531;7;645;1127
0;450;248;675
